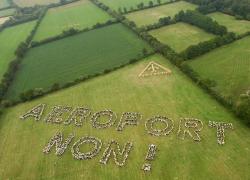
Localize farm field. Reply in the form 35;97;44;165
0;8;15;17
149;22;216;52
6;23;153;100
0;21;36;81
208;12;250;35
0;54;249;179
188;36;250;102
126;1;197;27
14;0;59;7
98;0;171;11
0;16;10;24
33;0;113;41
0;0;10;9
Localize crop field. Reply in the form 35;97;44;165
149;22;216;52
33;0;113;41
0;21;36;81
208;12;250;35
98;0;171;11
0;8;15;17
14;0;60;7
0;0;10;9
0;54;249;179
188;36;250;102
126;1;197;27
7;23;153;99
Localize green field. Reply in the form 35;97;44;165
0;54;249;179
188;36;250;102
149;22;216;52
14;0;59;7
99;0;171;11
7;23;153;99
0;21;36;81
126;1;197;27
0;0;10;8
33;0;113;41
208;12;250;35
0;8;15;17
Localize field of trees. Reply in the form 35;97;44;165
13;0;60;7
188;36;250;102
0;8;16;17
208;12;250;35
7;23;152;100
33;0;113;41
125;1;197;27
0;21;36;81
149;22;215;52
0;54;249;179
98;0;171;10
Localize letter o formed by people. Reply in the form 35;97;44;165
145;116;174;136
71;136;102;160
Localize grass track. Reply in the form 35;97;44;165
188;36;250;102
208;12;250;35
126;1;197;27
0;21;36;81
7;23;153;99
98;0;171;11
33;0;113;41
149;22;216;52
0;54;249;179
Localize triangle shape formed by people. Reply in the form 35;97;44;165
139;61;172;77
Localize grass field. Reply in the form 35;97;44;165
98;0;171;11
149;22;216;52
0;0;10;8
208;12;250;35
0;8;15;17
7;23;153;99
0;21;36;81
188;36;250;102
126;1;197;27
14;0;59;7
0;54;249;179
33;0;113;41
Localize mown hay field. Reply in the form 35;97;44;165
188;36;250;102
33;0;113;41
13;0;60;7
208;12;250;35
0;8;15;17
7;23;153;100
98;0;171;11
0;54;249;179
149;22;216;52
0;21;36;81
125;1;197;27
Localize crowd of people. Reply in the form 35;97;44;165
20;103;45;121
209;121;233;145
117;112;141;131
145;116;174;136
91;110;116;129
178;118;203;142
64;107;91;127
99;140;133;167
71;136;102;160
